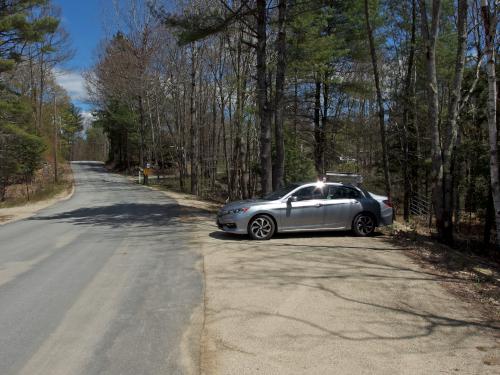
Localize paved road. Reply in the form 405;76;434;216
0;162;203;375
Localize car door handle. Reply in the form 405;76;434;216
316;203;324;207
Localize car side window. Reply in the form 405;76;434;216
327;186;361;200
294;186;325;201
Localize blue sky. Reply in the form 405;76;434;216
51;1;176;119
53;0;105;114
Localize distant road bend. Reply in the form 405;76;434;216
0;161;203;375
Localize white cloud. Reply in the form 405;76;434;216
81;111;95;131
54;69;87;102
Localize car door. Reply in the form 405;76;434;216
280;185;326;230
323;185;363;229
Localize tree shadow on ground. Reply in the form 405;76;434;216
207;284;500;344
387;231;500;273
202;229;500;346
206;241;474;284
30;203;212;229
209;230;384;242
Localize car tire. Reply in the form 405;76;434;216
352;213;376;237
248;215;276;240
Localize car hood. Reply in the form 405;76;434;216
220;199;274;212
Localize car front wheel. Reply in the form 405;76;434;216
352;213;376;237
248;215;276;240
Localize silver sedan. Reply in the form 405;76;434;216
216;182;394;240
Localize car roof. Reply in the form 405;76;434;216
296;182;352;187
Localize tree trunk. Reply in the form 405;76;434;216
418;0;443;237
197;68;204;196
273;0;287;190
364;0;391;199
256;0;273;194
239;77;250;199
440;0;468;244
232;35;244;199
37;53;45;137
25;175;30;201
211;86;218;191
294;70;298;144
220;92;230;198
189;45;199;195
314;78;324;176
138;94;147;169
402;0;417;222
481;0;500;249
28;49;38;133
322;72;329;172
484;186;494;249
53;96;58;184
242;118;251;198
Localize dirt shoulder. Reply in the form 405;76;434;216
150;188;220;213
0;173;75;226
387;225;500;323
155;188;499;374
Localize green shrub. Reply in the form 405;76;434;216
0;124;46;200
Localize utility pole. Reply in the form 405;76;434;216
53;95;58;184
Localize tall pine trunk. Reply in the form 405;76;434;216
481;0;500;249
364;0;391;199
256;0;273;194
37;53;45;137
440;0;468;243
321;72;329;173
313;78;324;175
419;0;443;238
402;0;417;222
189;45;199;195
138;96;146;168
273;0;287;190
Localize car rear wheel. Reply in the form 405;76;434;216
352;213;376;237
248;215;275;240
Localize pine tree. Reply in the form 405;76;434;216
0;0;58;72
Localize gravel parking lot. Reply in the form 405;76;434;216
182;215;500;375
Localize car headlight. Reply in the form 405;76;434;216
224;207;249;215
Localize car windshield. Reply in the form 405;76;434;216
262;184;300;200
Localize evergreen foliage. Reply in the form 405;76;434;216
0;0;81;202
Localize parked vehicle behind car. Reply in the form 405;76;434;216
216;181;393;240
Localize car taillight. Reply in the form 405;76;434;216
383;199;393;208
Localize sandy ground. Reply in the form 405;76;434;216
0;185;74;225
150;188;220;213
153;188;500;375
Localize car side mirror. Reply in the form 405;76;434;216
288;196;298;203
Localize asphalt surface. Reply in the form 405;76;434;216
2;162;499;375
0;162;203;375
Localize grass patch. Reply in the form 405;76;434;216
0;164;74;209
147;176;228;204
0;180;72;208
149;175;191;194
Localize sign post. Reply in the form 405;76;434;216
143;163;151;185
